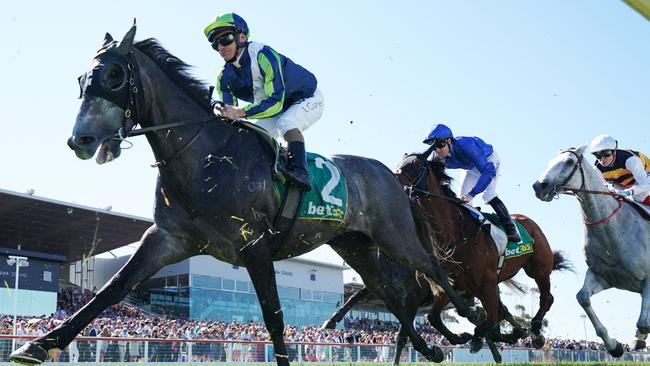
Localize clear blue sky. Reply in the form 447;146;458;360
1;1;648;342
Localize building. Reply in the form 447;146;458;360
0;188;345;327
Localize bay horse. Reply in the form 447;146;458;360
396;152;570;351
323;152;570;363
533;145;650;357
10;23;477;365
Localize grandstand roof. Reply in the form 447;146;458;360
0;188;153;263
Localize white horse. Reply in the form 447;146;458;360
533;145;650;357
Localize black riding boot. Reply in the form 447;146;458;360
285;141;312;191
488;197;521;243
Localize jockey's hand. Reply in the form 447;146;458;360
460;194;473;203
218;105;246;121
614;188;632;197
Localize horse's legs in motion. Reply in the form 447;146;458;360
322;287;370;329
10;226;192;364
392;326;409;366
493;299;527;343
241;246;290;366
576;269;623;357
369;221;476;323
332;234;444;363
632;278;650;350
427;294;472;345
528;274;554;349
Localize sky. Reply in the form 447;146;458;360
1;0;649;343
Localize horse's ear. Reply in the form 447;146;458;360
575;144;588;156
116;19;137;54
102;33;114;47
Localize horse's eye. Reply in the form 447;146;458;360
102;63;126;91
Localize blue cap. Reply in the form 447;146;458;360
423;123;453;144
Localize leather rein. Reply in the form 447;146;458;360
559;150;624;226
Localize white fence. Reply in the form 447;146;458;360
1;335;649;363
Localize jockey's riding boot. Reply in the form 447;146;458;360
488;197;521;243
285;141;312;191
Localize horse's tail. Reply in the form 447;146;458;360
552;250;574;273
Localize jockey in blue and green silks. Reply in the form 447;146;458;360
204;12;323;191
424;123;522;243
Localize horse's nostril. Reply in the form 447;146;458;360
75;136;95;146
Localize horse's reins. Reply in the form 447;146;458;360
402;154;483;244
558;149;625;226
110;50;227;167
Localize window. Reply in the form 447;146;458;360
301;289;312;300
222;279;235;291
277;286;300;299
235;280;249;293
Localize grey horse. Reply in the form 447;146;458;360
9;23;478;365
533;144;650;357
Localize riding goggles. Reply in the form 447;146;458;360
433;139;448;149
211;32;236;50
592;150;613;159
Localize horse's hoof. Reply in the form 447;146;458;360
609;342;624;358
469;339;484;354
321;320;336;329
492;352;502;363
531;334;546;349
633;339;646;350
425;346;445;363
459;332;472;344
10;342;48;365
469;307;487;325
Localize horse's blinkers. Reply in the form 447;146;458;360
77;47;140;137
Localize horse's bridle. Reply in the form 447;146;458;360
398;153;482;243
79;46;221;167
558;149;624;226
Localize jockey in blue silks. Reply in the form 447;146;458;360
204;13;324;191
424;123;521;242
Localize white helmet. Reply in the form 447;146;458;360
589;134;617;153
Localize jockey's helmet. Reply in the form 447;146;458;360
423;123;453;145
589;135;617;153
204;13;250;43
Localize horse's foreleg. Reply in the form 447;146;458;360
392;326;409;366
322;287;370;329
633;278;650;350
10;226;191;365
372;221;475;323
492;300;527;344
243;249;289;366
576;269;622;357
427;295;472;345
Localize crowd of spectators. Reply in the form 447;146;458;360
0;287;645;362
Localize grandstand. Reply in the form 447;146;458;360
0;188;347;327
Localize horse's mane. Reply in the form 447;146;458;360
134;38;212;112
428;159;457;199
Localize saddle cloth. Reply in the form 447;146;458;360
274;153;348;223
461;204;534;259
233;120;348;223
